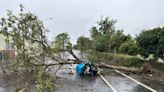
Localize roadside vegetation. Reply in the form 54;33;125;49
74;17;164;68
87;52;141;67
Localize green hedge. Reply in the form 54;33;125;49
87;52;142;67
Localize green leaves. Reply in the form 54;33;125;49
119;40;139;55
89;17;133;53
98;17;116;35
37;72;54;92
137;27;164;60
53;32;70;51
93;35;110;52
76;36;92;51
89;17;116;52
0;5;57;91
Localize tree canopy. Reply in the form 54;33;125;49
0;5;57;91
137;27;164;60
89;17;116;52
76;36;92;51
53;32;71;52
89;17;134;53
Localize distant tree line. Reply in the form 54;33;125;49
73;17;164;61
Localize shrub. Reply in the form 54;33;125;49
87;52;142;67
119;40;140;55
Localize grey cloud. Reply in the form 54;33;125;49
0;0;164;44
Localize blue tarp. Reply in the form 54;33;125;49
76;63;85;75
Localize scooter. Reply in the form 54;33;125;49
76;63;98;76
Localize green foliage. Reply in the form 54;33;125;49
89;17;116;52
0;6;50;70
37;72;54;92
89;17;116;40
119;40;140;55
92;35;110;52
53;32;71;52
89;17;134;53
137;27;164;60
90;26;99;40
90;17;116;39
110;30;132;53
0;5;55;91
76;36;92;51
87;52;142;67
98;17;116;35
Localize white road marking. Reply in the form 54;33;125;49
98;73;118;92
114;69;158;92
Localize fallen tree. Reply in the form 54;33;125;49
0;5;82;91
98;62;154;74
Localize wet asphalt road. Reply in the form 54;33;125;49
0;65;164;92
53;65;164;92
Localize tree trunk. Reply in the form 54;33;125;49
98;62;142;74
68;50;81;63
161;57;164;62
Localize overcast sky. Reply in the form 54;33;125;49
0;0;164;44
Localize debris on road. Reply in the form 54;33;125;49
76;63;98;76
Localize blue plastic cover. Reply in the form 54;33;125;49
76;63;85;75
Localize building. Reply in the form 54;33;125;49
0;34;15;61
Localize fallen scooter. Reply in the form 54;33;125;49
76;63;98;76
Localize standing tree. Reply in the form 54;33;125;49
110;30;132;53
89;17;116;52
76;36;92;58
53;32;70;59
76;36;92;51
89;26;99;40
53;32;70;51
137;27;164;61
98;17;116;35
53;32;81;63
156;29;164;60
